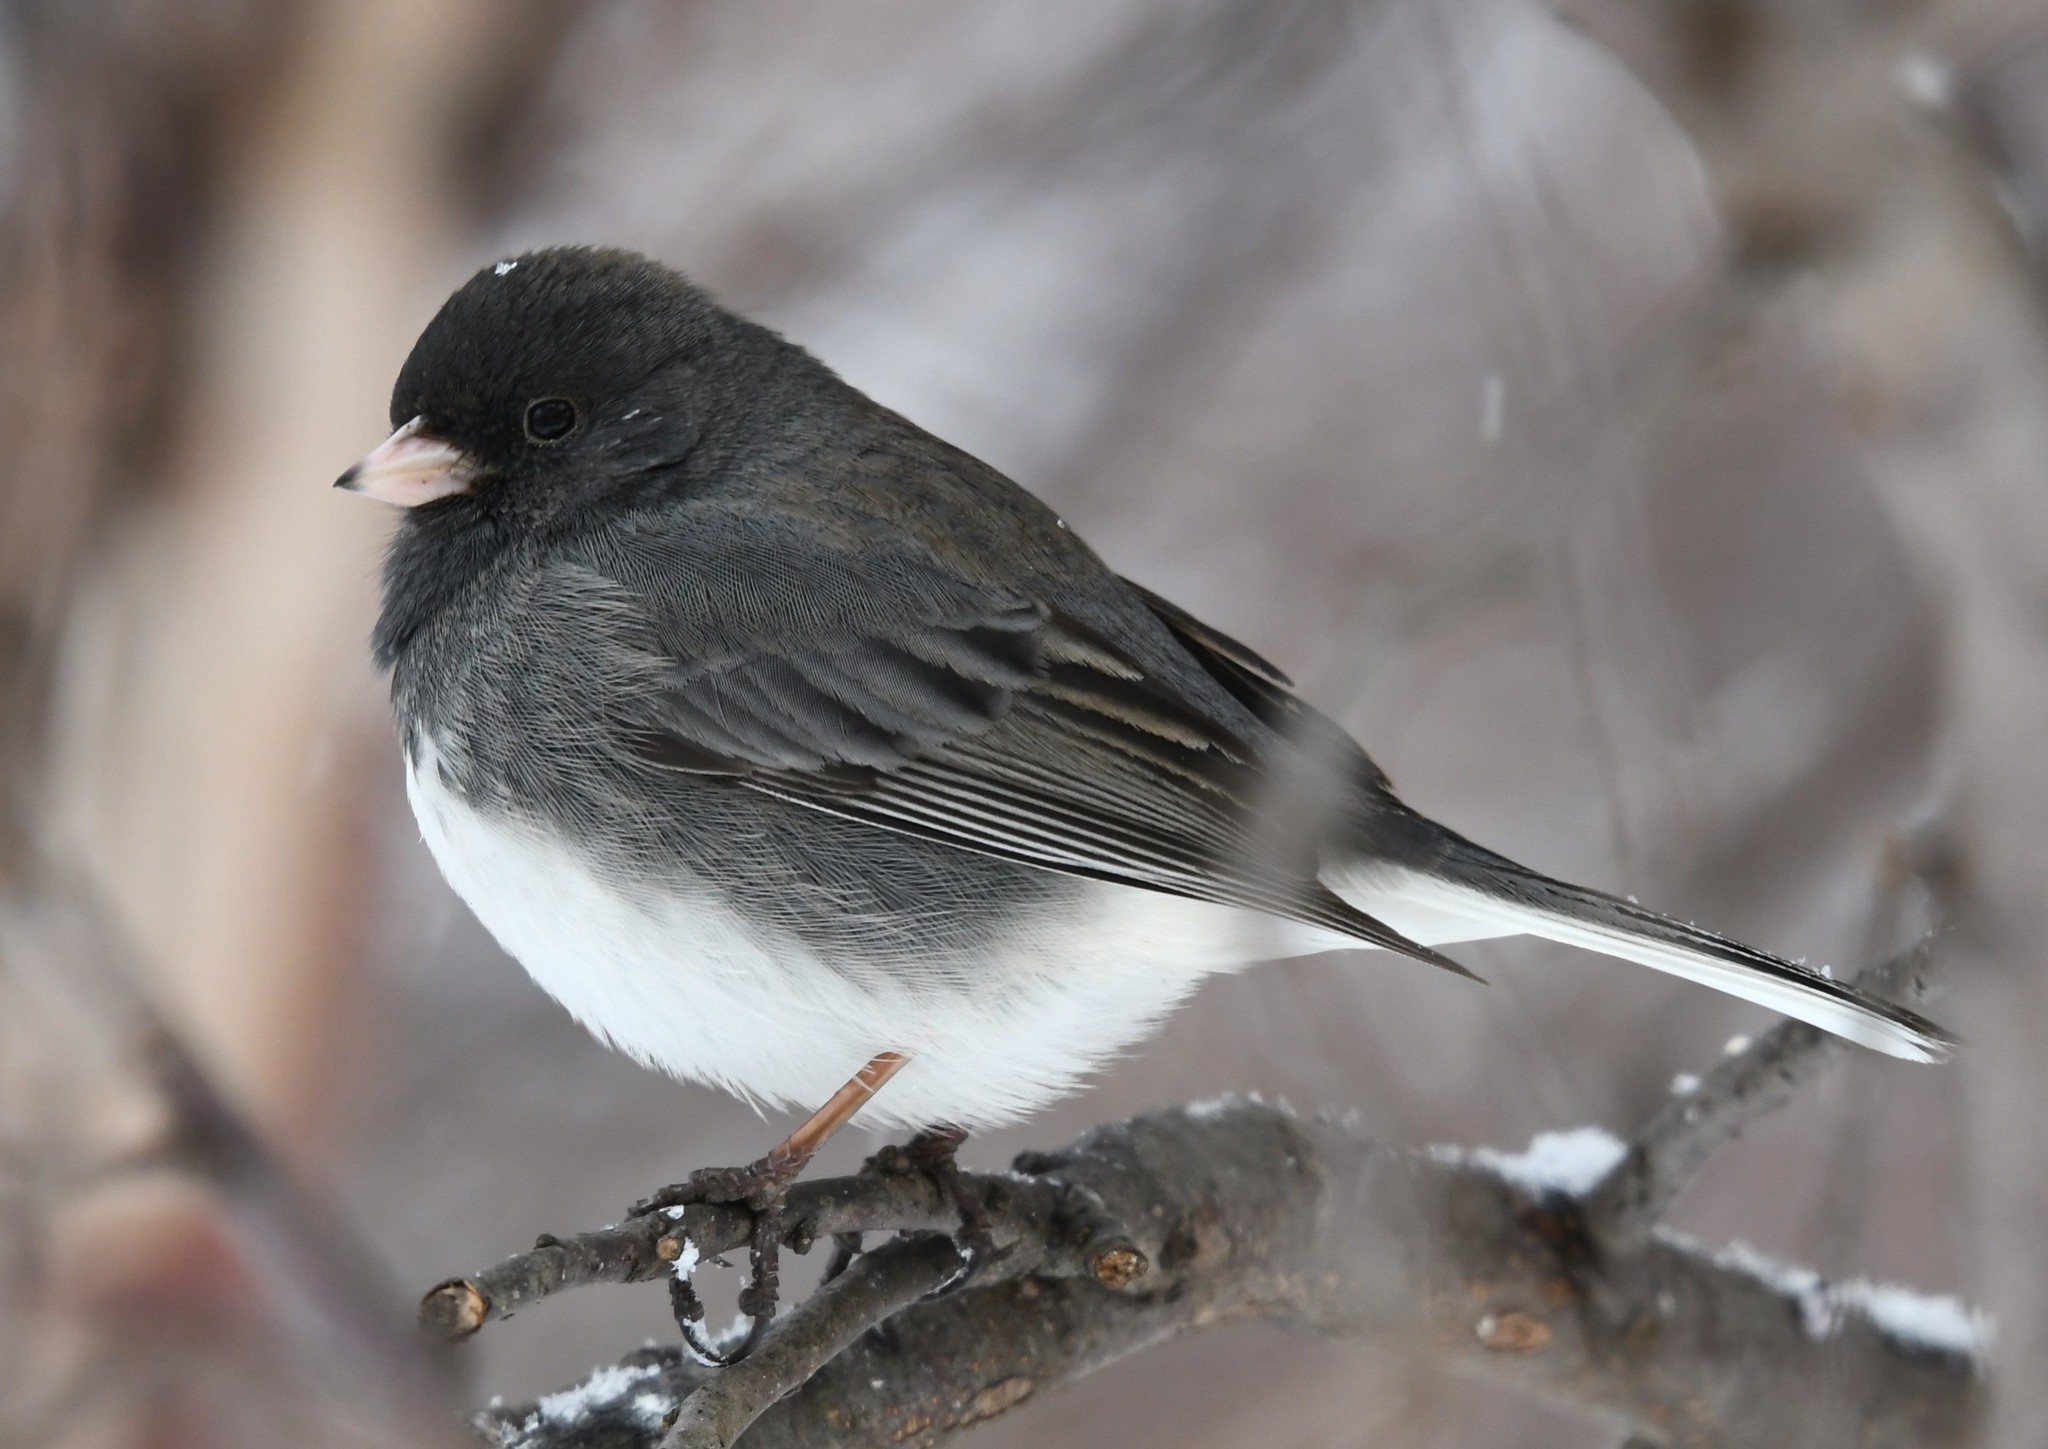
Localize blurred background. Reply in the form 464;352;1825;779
3;0;2046;1444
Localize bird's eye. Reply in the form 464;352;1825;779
524;398;578;442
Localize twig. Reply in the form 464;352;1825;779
423;1159;1147;1341
1583;932;1943;1250
422;1171;945;1339
662;1234;965;1449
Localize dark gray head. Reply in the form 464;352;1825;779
341;247;750;518
338;247;813;664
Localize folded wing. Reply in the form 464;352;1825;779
571;512;1471;974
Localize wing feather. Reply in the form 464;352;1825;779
580;523;1465;971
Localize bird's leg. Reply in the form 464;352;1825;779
630;1050;907;1363
633;1050;910;1216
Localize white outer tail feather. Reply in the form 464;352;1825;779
1330;862;1945;1064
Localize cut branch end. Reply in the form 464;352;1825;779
419;1278;488;1341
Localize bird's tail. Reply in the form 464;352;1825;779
1328;817;1953;1064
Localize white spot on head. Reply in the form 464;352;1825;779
494;259;518;276
1723;1034;1752;1057
1669;1072;1700;1096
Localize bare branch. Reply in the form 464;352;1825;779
423;1158;1146;1343
469;1100;1983;1449
1583;932;1945;1249
662;1234;965;1449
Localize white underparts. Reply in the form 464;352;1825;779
405;734;1937;1135
404;738;1359;1128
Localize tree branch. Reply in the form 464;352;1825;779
421;1156;1145;1343
662;1233;966;1449
1582;930;1944;1249
466;1098;1984;1449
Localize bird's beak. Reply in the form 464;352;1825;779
334;416;477;506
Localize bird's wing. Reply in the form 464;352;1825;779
1116;575;1392;794
568;511;1473;975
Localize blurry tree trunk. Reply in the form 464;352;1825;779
0;5;579;1447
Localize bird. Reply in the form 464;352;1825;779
338;246;1949;1348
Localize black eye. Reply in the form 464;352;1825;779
524;398;577;442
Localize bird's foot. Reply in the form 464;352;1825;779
631;1155;797;1219
630;1156;800;1366
842;1125;1001;1295
907;1125;998;1275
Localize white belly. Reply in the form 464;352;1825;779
403;739;1371;1128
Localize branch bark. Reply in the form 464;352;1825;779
661;1234;966;1449
466;1097;1983;1449
421;1154;1142;1343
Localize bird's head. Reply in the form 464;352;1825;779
337;246;738;526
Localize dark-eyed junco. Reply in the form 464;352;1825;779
339;245;1948;1187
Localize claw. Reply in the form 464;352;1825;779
893;1125;1007;1296
630;1053;915;1363
631;1155;802;1364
